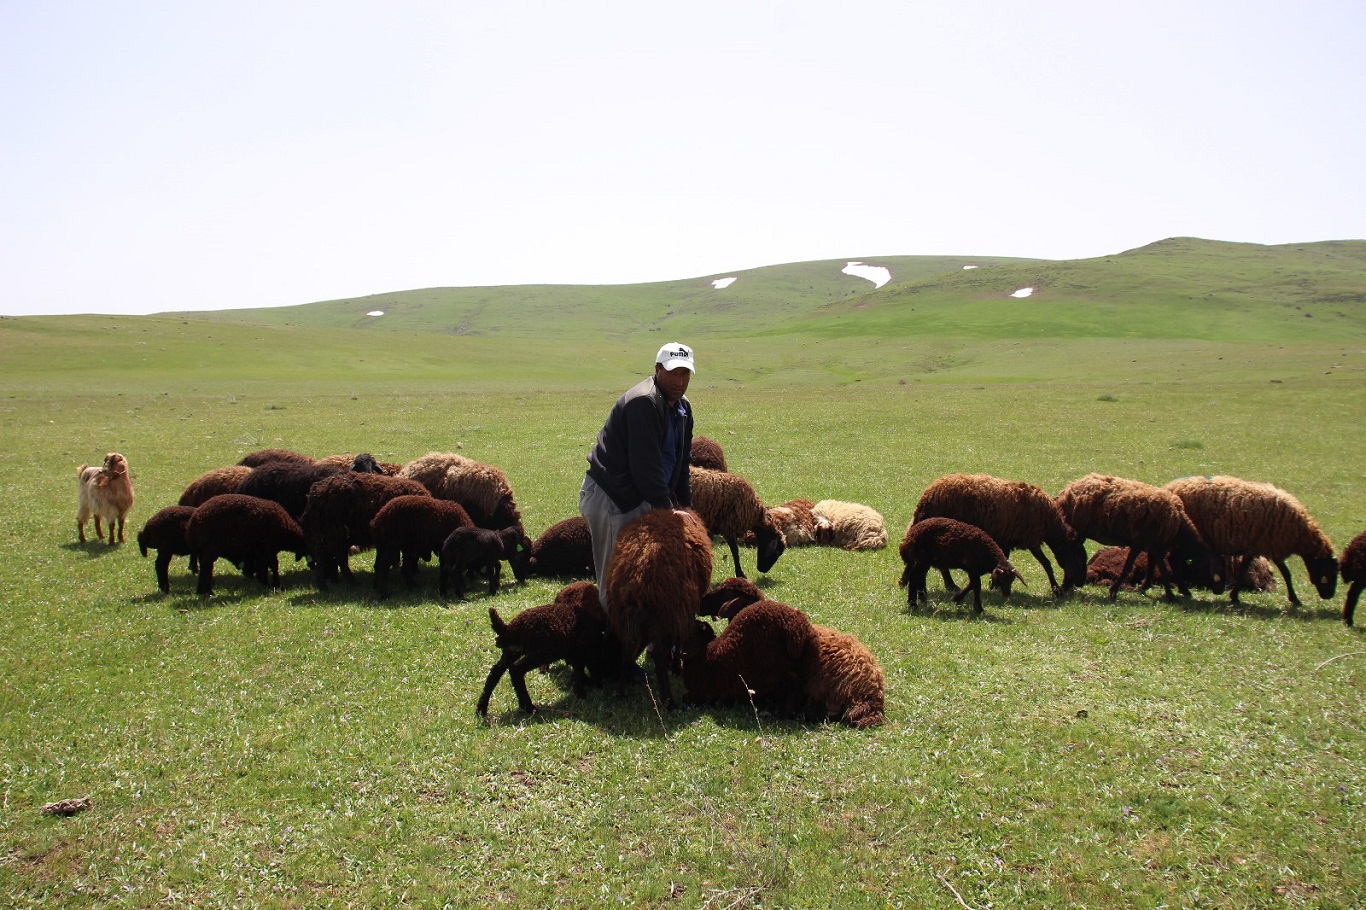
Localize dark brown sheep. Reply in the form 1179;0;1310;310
475;581;615;717
1338;530;1366;626
179;465;253;507
913;473;1086;596
688;466;786;579
527;516;595;579
185;494;308;596
369;495;474;596
137;505;197;593
298;472;431;590
690;434;729;472
438;525;531;599
898;516;1024;614
679;599;814;711
802;625;886;729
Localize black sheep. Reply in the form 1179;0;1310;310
369;495;474;596
527;516;595;579
438;525;531;599
298;472;431;590
898;516;1024;613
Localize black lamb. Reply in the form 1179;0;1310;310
184;494;308;596
438;525;531;599
136;505;196;593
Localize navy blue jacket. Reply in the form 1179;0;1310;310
586;375;693;512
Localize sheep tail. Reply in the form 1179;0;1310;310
488;607;507;637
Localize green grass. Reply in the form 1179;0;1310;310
2;239;1365;907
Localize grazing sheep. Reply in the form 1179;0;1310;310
235;459;347;520
400;452;525;532
679;599;815;711
898;516;1024;613
438;525;531;599
690;434;729;472
179;465;253;507
298;472;431;590
528;516;595;579
184;494;308;596
802;625;886;729
913;473;1086;596
1087;547;1275;595
369;495;474;596
77;452;135;545
605;508;714;709
1339;530;1366;626
237;448;315;468
475;581;615;717
688;466;786;579
136;505;196;593
1056;473;1221;600
1163;475;1338;607
812;499;888;551
318;452;403;475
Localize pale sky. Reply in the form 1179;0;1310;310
2;1;1362;316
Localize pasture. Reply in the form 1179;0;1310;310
2;249;1365;907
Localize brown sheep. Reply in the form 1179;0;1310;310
185;494;308;596
528;516;595;579
690;434;729;472
605;508;714;709
400;452;525;532
1056;473;1221;601
801;625;885;729
1163;475;1338;607
136;505;197;593
237;448;315;468
77;452;135;545
179;465;253;507
1087;547;1275;595
689;466;786;579
765;499;828;547
913;473;1086;596
679;599;814;711
299;472;431;590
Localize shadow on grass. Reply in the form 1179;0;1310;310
64;539;128;558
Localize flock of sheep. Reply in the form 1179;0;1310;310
77;433;1366;728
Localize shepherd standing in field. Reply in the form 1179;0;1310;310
580;342;696;614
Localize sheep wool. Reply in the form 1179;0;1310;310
680;599;815;709
137;505;197;594
1339;530;1366;626
1164;475;1338;606
401;452;524;532
605;507;714;708
690;434;729;472
688;466;786;579
179;465;253;507
812;499;887;551
802;625;885;729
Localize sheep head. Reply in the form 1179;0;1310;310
1307;554;1340;600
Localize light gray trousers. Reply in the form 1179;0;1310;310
579;475;653;611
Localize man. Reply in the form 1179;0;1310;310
580;342;695;610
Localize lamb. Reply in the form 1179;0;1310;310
400;452;525;533
812;499;888;550
605;507;714;709
699;576;766;618
1087;547;1275;595
475;581;615;717
679;599;814;711
1163;475;1338;607
318;452;402;475
913;473;1087;596
136;505;196;593
1339;530;1366;626
184;494;308;596
527;516;595;579
688;466;786;579
690;434;729;472
298;472;431;590
801;625;886;729
179;465;253;507
77;452;135;545
1055;473;1221;601
438;525;532;599
369;495;474;597
898;516;1024;614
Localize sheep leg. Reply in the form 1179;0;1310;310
196;555;217;596
115;517;125;544
476;656;512;717
1111;548;1145;601
78;519;87;544
1273;558;1301;607
506;656;544;714
1343;581;1363;627
726;536;746;579
952;575;985;613
488;559;501;597
938;568;961;595
651;645;677;709
1027;545;1062;594
154;551;174;594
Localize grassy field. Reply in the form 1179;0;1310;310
2;240;1364;907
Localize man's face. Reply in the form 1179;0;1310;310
654;364;691;404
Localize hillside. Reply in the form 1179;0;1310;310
180;238;1366;346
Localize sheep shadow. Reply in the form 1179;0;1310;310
65;540;127;559
1175;596;1345;624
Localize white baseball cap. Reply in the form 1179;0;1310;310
655;342;696;373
